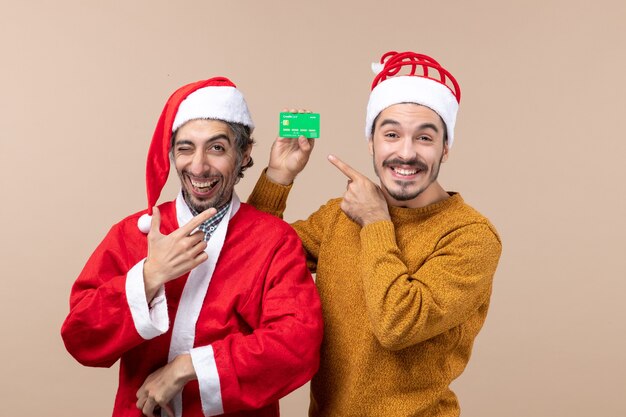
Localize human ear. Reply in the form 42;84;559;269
242;143;253;165
441;143;449;163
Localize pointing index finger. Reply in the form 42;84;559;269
179;207;218;236
328;154;361;180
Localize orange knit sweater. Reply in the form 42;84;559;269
248;173;502;417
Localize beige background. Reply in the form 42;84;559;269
1;1;625;416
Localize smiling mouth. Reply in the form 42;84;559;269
389;166;424;178
391;167;419;176
188;176;220;194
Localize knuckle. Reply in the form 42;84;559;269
177;239;191;251
179;240;189;251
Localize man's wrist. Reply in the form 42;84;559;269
174;354;197;384
143;261;162;302
265;167;295;186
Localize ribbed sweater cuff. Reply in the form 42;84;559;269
247;169;293;217
360;220;397;253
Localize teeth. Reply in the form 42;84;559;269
191;178;218;189
393;168;417;176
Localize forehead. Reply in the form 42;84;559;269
174;119;233;144
376;103;444;130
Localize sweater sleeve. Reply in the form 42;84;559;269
60;223;169;367
359;221;502;351
247;170;336;273
288;200;339;274
246;169;292;219
193;231;323;415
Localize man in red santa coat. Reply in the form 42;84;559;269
61;77;323;417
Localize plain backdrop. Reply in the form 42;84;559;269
1;1;625;416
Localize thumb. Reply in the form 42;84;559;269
149;206;162;237
298;136;314;153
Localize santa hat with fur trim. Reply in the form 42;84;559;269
137;76;254;233
365;51;461;146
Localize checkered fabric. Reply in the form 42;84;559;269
190;201;230;241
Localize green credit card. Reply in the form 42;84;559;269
279;112;320;138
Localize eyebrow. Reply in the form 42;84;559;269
378;119;401;129
416;123;440;133
174;134;232;147
378;119;440;133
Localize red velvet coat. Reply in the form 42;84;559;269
61;197;323;416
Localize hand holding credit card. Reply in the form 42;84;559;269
279;112;320;138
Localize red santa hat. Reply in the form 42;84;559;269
137;76;254;233
365;51;461;146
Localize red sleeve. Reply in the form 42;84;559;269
213;231;323;412
60;221;149;367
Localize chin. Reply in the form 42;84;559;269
184;192;217;213
385;182;421;200
389;191;422;202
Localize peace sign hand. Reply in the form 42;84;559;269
143;206;217;301
328;154;390;227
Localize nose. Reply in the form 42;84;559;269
190;149;208;175
397;136;415;160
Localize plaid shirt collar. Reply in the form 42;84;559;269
189;201;231;242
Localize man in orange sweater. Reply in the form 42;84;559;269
248;51;502;416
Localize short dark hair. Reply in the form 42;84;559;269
170;119;255;179
370;104;449;144
226;121;255;179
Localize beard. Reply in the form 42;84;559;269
181;178;231;213
179;164;241;213
373;153;444;202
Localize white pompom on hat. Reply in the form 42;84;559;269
365;51;461;147
137;77;254;233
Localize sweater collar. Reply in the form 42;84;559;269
388;192;462;220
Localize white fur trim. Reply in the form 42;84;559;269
173;86;255;132
125;259;169;339
371;62;385;74
365;76;459;147
190;345;224;416
168;192;240;417
137;213;151;234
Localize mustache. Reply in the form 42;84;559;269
382;158;428;171
183;170;223;179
